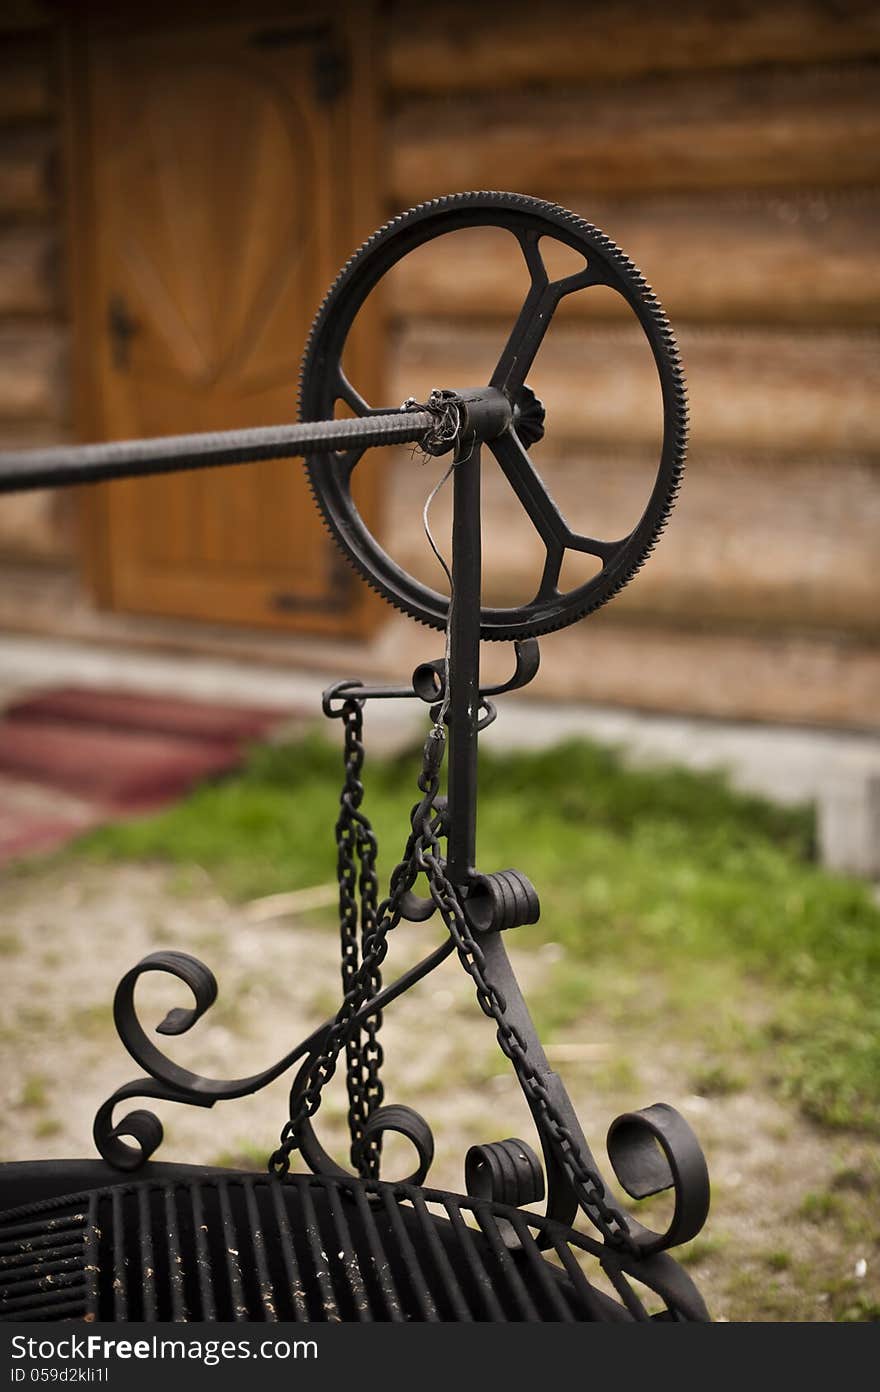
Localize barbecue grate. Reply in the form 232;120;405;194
0;1173;690;1323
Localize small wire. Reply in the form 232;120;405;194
422;459;457;730
421;423;476;732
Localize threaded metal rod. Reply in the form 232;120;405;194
0;411;436;495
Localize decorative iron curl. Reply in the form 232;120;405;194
289;1037;436;1187
94;944;455;1172
607;1102;711;1255
93;951;318;1170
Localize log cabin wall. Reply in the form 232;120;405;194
0;2;70;562
381;0;880;729
0;0;878;729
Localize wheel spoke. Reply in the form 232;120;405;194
491;231;611;394
334;371;403;420
490;429;621;570
336;446;366;482
335;369;372;417
487;253;556;395
489;427;569;549
566;531;621;564
535;542;564;601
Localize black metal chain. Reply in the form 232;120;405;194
335;700;383;1177
412;788;633;1252
269;715;632;1250
268;724;445;1180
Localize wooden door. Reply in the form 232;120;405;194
66;4;380;635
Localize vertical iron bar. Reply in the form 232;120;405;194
440;1198;506;1321
299;1182;339;1320
324;1180;371;1321
472;1208;541;1321
190;1184;217;1321
379;1188;439;1321
138;1187;157;1322
268;1181;309;1322
551;1239;620;1321
350;1184;404;1321
217;1180;247;1322
504;1211;575;1320
243;1179;278;1321
446;439;482;885
408;1191;473;1322
111;1187;127;1321
163;1186;187;1322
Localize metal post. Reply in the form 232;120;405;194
446;436;482;886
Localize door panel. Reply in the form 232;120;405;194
75;9;379;634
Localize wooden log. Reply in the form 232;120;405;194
527;620;880;729
390;322;880;456
387;191;880;328
0;491;72;561
0;46;52;123
0;129;56;217
384;444;880;637
0;326;68;422
391;64;880;201
0;229;59;315
377;604;880;728
390;0;880;92
0;1;52;32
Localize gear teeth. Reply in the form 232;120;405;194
299;192;688;641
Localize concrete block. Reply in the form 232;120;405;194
818;775;880;878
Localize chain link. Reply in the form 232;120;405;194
268;719;439;1180
268;713;632;1251
335;701;383;1177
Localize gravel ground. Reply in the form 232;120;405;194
1;861;877;1322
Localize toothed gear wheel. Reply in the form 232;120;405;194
300;191;687;641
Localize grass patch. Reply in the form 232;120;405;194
763;1249;792;1272
690;1062;747;1099
17;1075;48;1110
71;734;880;1132
798;1190;843;1224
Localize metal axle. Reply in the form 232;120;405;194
0;411;435;495
0;387;514;495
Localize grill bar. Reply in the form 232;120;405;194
602;1259;651;1321
190;1182;217;1322
0;1238;83;1270
380;1187;439;1322
1;1294;89;1322
441;1197;507;1321
111;1186;127;1322
324;1180;371;1322
0;1275;87;1314
217;1181;247;1322
138;1185;157;1322
243;1180;277;1322
551;1237;623;1321
164;1186;187;1322
409;1191;473;1323
0;1213;86;1246
350;1181;404;1322
506;1210;574;1322
0;1173;701;1322
298;1180;339;1321
474;1208;541;1321
268;1178;308;1322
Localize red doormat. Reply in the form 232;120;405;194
0;686;294;864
